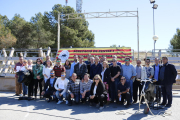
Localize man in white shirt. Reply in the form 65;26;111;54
54;72;69;104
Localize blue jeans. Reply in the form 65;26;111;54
22;83;27;95
56;90;67;101
126;80;133;103
67;93;80;105
110;78;119;102
80;92;90;102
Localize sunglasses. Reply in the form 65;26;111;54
37;61;41;62
94;78;99;80
125;60;130;61
121;79;125;80
56;61;61;62
50;73;54;75
112;61;116;62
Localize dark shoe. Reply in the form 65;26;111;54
160;103;166;106
166;104;171;107
15;94;19;96
133;101;137;104
89;103;93;107
47;99;51;103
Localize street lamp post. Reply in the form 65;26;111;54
150;0;158;58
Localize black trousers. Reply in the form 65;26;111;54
120;93;130;105
162;84;172;105
28;79;34;97
34;79;43;97
133;79;143;102
89;95;107;107
44;90;55;99
154;83;161;103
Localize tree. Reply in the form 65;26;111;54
7;14;34;48
0;15;16;49
30;12;54;48
170;28;180;50
43;4;95;48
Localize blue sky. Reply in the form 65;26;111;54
0;0;180;51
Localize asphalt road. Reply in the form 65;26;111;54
0;91;180;120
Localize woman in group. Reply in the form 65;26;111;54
43;60;53;83
89;74;107;110
33;58;44;100
27;59;34;100
64;59;71;79
101;61;111;102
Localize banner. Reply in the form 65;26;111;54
56;47;132;63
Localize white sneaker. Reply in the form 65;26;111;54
66;101;68;105
57;100;63;104
99;106;104;110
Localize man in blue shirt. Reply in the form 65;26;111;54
122;57;136;103
70;55;79;77
90;56;102;79
85;54;91;65
152;58;162;103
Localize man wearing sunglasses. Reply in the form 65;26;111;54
118;76;130;108
53;58;65;77
122;57;136;104
41;70;57;102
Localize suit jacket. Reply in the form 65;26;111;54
74;62;87;79
163;63;177;85
90;63;102;79
90;82;107;97
102;68;111;84
43;77;57;91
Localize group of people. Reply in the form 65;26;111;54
14;54;177;110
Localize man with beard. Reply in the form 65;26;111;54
41;70;57;102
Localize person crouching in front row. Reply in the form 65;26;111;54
54;72;69;105
118;76;130;108
41;70;57;102
66;73;80;106
89;74;107;110
80;73;93;104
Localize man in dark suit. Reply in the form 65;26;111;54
159;56;177;107
74;56;87;80
152;58;162;103
41;70;57;102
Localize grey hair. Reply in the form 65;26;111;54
28;59;33;63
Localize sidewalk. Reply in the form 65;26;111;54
0;91;180;120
